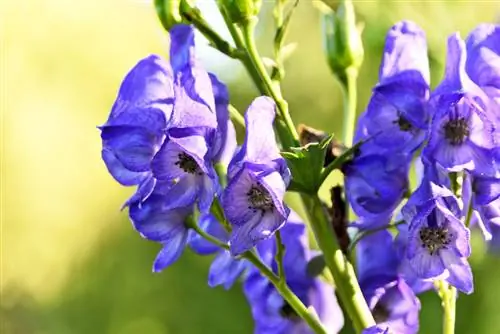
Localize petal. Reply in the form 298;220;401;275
379;20;430;87
101;126;160;172
473;176;500;205
408;247;445;279
441;250;474;294
222;168;260;226
258;170;289;218
129;195;190;242
101;148;149;186
229;97;281;174
169;24;195;74
153;230;189;272
161;175;200;210
106;55;174;130
466;24;500;89
229;214;262;255
150;139;186;181
248;211;288;244
122;175;157;208
356;230;398;282
208;251;248;289
189;214;227;255
197;171;219;213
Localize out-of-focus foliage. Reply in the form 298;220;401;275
1;0;500;333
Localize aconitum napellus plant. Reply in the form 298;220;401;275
98;0;500;333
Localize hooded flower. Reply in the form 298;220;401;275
100;55;174;204
128;183;193;272
355;20;430;157
402;178;473;294
149;24;221;213
222;97;290;255
244;212;344;334
188;214;250;289
423;33;498;176
357;230;420;334
344;154;409;221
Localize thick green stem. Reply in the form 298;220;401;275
301;194;375;332
240;18;300;148
189;221;327;334
341;67;358;146
436;280;456;334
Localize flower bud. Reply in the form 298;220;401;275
318;1;364;82
220;0;262;25
154;0;183;31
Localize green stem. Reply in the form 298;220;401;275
319;139;362;186
341;68;358;146
189;221;327;334
240;18;300;148
228;104;245;129
180;4;242;59
301;194;375;332
436;280;456;334
275;230;286;283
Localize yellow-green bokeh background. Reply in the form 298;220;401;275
2;1;500;333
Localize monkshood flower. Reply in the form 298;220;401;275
150;24;222;213
128;184;193;272
402;178;473;294
100;55;174;204
244;212;344;334
465;24;500;108
344;154;409;222
362;325;391;334
189;214;250;289
355;20;430;157
223;97;290;255
423;33;498;176
357;230;420;334
463;175;500;240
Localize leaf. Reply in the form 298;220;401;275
282;135;334;194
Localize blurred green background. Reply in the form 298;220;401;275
2;0;500;333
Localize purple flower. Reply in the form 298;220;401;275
402;180;473;294
355;21;430;157
209;73;237;166
357;231;420;334
189;214;250;289
100;55;174;203
128;188;192;272
465;24;500;105
344;154;409;221
463;175;500;240
244;212;344;334
423;33;498;175
362;326;391;334
223;97;290;255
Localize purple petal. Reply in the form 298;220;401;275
106;55;174;130
473;176;500;205
441;250;474;294
379;20;430;87
161;175;200;210
466;24;500;90
408;247;445;279
229;97;281;176
101;148;149;186
208;251;248;289
122;175;157;208
357;230;398;282
189;214;228;255
222;167;261;226
153;230;189;272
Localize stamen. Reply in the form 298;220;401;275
394;115;412;132
373;303;390;323
443;118;469;145
175;152;201;174
280;302;300;322
246;184;274;212
419;226;451;255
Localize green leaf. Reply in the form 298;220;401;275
282;135;334;194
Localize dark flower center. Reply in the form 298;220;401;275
443;118;469;145
395;115;412;132
373;303;390;323
419;226;451;255
175;152;201;174
247;184;274;212
280;302;300;322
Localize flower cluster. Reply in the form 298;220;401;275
100;24;344;333
347;22;500;333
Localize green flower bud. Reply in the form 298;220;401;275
219;0;262;25
318;1;364;83
154;0;183;31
